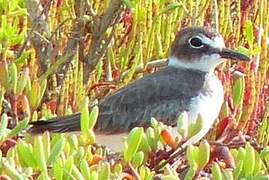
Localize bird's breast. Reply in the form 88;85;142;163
188;73;224;126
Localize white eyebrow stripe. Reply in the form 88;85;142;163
199;34;225;49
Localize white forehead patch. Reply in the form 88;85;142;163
212;36;225;48
200;34;225;49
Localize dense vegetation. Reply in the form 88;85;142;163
0;0;268;179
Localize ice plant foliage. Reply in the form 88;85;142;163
0;0;268;179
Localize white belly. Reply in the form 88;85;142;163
183;73;224;147
189;73;223;123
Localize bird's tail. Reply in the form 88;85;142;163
28;113;81;134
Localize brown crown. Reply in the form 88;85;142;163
170;27;220;62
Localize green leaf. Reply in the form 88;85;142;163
159;2;180;15
186;144;198;167
10;9;28;17
42;132;50;162
68;134;79;150
146;127;157;150
150;118;159;129
37;172;49;180
0;0;9;12
2;159;25;179
80;159;91;179
72;165;84;180
17;139;37;168
131;151;144;167
81;97;90;133
243;142;255;176
47;135;65;165
34;136;49;179
253;175;269;180
8;63;17;93
80;129;95;145
252;46;261;55
95;60;103;82
244;20;254;46
137;5;146;23
232;77;245;107
14;51;30;65
139;133;151;153
139;166;155;180
89;170;98;180
39;79;47;106
197;140;210;169
156;34;163;56
253;151;262;175
15;69;29;95
28;80;40;109
7;117;29;139
73;147;85;165
113;163;122;174
162;175;179;180
0;113;8;136
222;169;233;180
99;162;110;180
234;160;243;179
212;163;222;180
230;149;238;160
184;164;197;180
10;0;19;11
124;127;143;162
188;115;203;138
237;147;246;161
238;46;250;56
0;61;9;89
0;87;5;114
88;105;99;129
53;159;64;180
0;150;2;164
260;146;269;159
63;156;74;179
6;146;15;160
177;111;188;138
122;0;136;9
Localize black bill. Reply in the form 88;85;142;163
219;48;250;61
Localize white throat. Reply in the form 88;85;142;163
168;55;224;73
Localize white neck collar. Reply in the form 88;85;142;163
168;56;224;73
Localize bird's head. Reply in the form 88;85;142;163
169;27;250;72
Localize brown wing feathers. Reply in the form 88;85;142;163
28;67;206;135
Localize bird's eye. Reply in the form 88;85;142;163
189;36;204;48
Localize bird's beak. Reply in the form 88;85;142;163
218;48;250;61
